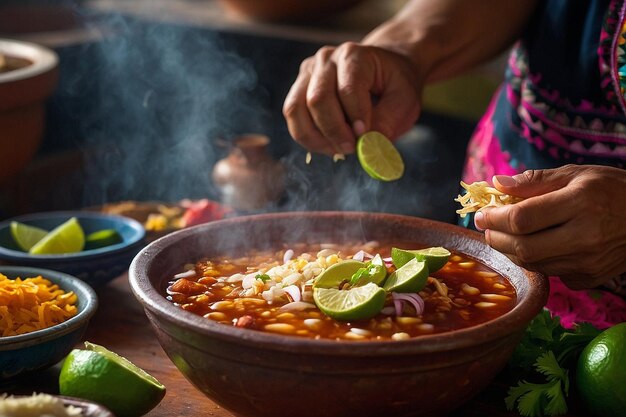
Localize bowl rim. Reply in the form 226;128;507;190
0;265;98;349
129;211;548;356
0;210;146;260
0;38;58;83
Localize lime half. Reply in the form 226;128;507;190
313;282;386;321
314;260;366;289
391;246;451;272
383;258;428;293
59;342;166;417
356;131;404;181
85;229;123;250
29;217;85;255
10;221;48;252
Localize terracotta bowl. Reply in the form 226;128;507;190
129;211;548;417
0;38;58;184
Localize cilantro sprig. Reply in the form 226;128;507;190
504;309;600;417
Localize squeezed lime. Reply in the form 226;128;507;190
356;131;404;181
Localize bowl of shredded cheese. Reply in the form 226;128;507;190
0;266;98;380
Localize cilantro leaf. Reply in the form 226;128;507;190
505;352;569;417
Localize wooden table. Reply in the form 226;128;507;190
4;272;583;417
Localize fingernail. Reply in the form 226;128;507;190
353;120;366;137
474;211;485;231
494;175;517;187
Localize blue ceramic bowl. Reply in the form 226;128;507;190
0;266;98;380
0;211;145;287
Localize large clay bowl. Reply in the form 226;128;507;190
129;211;548;417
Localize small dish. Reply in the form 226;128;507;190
0;211;145;287
0;266;98;380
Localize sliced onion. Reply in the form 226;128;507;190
392;292;425;316
283;285;301;303
279;301;316;311
393;298;403;316
382;257;394;267
380;306;396;315
352;250;374;262
283;249;295;264
174;270;196;279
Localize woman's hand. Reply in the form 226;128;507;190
474;164;626;289
282;42;423;156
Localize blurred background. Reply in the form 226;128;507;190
0;0;504;224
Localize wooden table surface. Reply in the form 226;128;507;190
3;272;583;417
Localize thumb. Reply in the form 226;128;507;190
493;169;571;198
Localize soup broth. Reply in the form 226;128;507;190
166;242;516;341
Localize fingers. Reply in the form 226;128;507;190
283;59;337;156
475;186;578;234
307;47;356;154
492;165;578;198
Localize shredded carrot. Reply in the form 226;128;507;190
0;273;78;337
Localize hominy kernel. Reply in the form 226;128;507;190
205;312;227;321
459;262;475;268
417;323;435;332
391;332;410;340
493;283;507;290
276;312;296;320
264;323;296;334
349;328;372;336
396;317;421;325
211;301;234;311
461;283;480;295
304;318;323;330
481;294;512;301
474;302;497;308
344;331;365;340
477;271;499;278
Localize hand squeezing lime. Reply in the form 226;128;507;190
356;131;404;181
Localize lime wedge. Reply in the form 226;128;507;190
10;221;48;252
356;131;404;181
59;342;166;417
313;282;386;321
29;217;85;255
383;258;428;293
85;229;123;250
391;246;451;272
314;260;366;289
350;254;388;286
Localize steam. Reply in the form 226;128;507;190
76;12;263;205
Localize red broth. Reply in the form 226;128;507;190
166;242;516;341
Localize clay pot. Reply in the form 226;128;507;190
212;134;285;212
0;38;58;184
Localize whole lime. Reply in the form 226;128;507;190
576;322;626;417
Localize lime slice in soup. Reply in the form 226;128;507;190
314;260;366;289
29;217;85;255
85;229;123;250
356;131;404;181
350;254;388;286
10;221;48;252
383;258;428;293
391;247;451;272
313;282;386;321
